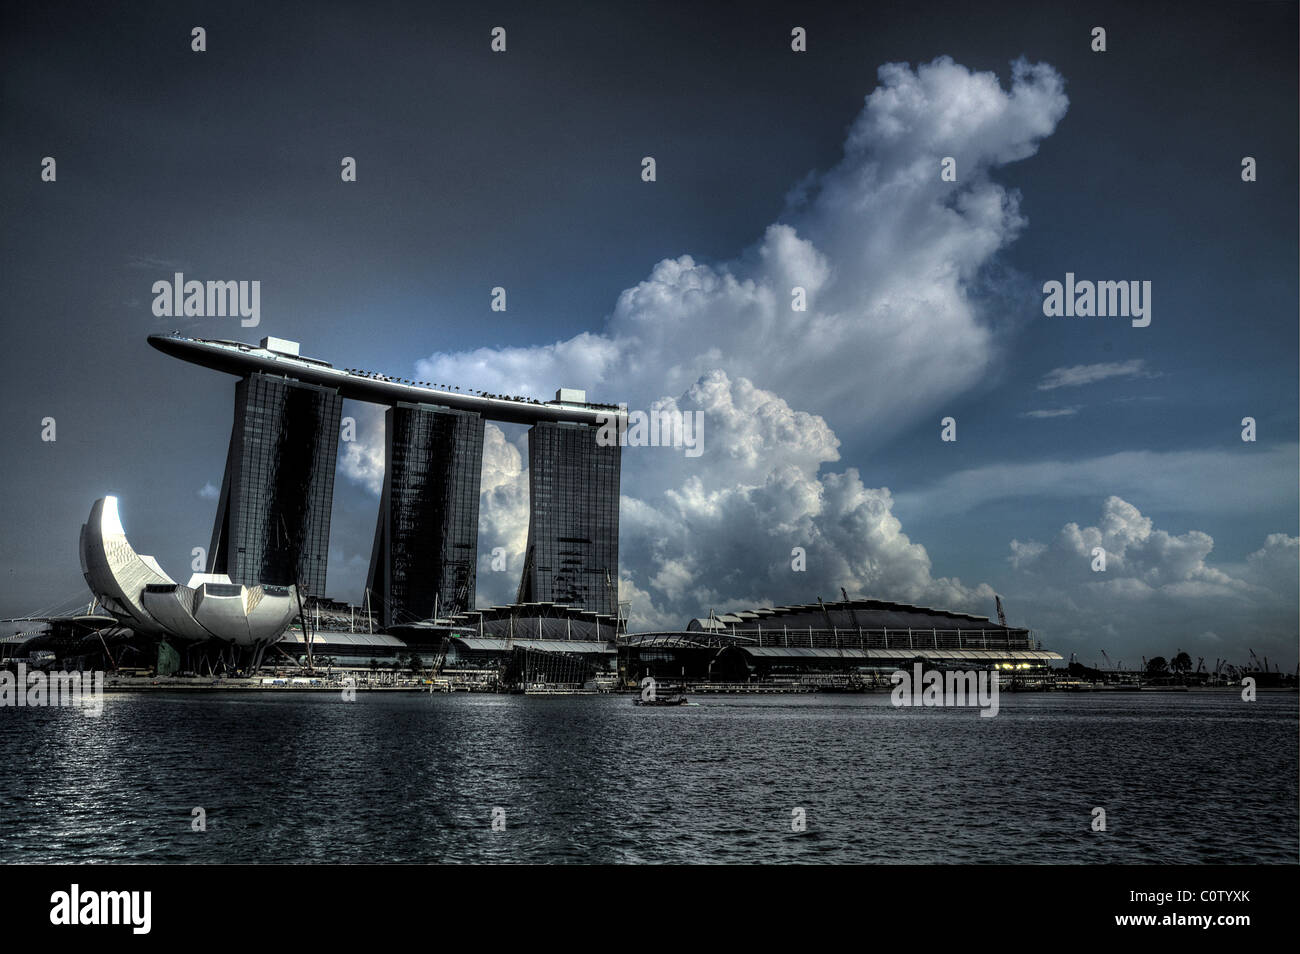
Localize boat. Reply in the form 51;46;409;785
634;690;689;706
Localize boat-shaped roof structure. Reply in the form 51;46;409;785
148;333;622;427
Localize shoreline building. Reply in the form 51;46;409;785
79;495;298;670
60;499;1069;685
149;333;625;621
622;598;1063;683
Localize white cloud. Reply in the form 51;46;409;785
1006;497;1298;662
1037;359;1154;390
618;372;996;626
338;406;386;496
474;423;531;606
415;55;1068;440
197;482;219;500
1020;407;1079;418
343;56;1072;625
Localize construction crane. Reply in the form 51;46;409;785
1101;649;1114;670
817;596;836;632
1249;649;1262;671
994;595;1008;628
604;569;630;635
430;630;451;675
295;583;314;673
1196;657;1206;674
841;588;863;631
94;625;117;670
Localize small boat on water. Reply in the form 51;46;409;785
634;690;690;706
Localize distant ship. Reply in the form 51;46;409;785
634;689;689;706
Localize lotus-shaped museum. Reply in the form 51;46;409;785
79;496;297;647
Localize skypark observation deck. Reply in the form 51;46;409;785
147;333;621;426
148;333;625;622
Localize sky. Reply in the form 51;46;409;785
2;0;1296;667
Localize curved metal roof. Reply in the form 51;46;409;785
453;637;615;654
687;598;1011;634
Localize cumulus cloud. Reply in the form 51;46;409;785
1020;407;1080;419
339;407;385;496
415;55;1068;433
616;372;995;627
342;56;1071;626
1037;359;1155;390
474;423;531;606
1242;533;1300;597
1006;497;1298;661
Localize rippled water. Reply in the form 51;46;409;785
1;691;1295;863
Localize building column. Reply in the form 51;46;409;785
209;372;342;596
517;421;621;615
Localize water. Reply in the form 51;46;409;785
1;691;1295;863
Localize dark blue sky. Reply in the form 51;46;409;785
2;0;1296;663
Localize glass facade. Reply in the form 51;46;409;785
517;421;621;616
367;403;484;628
209;372;342;596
